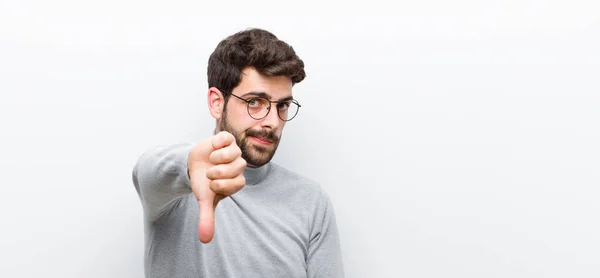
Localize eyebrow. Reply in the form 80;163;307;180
242;91;294;102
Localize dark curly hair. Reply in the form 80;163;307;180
207;28;306;100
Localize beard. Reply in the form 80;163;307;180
219;112;280;167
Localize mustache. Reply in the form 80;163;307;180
245;129;279;142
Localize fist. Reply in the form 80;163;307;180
188;131;247;243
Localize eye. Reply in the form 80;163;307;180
247;98;262;108
276;101;291;110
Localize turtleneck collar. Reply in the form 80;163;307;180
243;162;272;186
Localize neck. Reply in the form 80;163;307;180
244;162;271;186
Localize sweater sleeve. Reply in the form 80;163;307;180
132;142;194;222
307;190;345;278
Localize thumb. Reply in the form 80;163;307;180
193;167;216;243
198;199;215;243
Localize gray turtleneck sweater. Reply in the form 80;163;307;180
131;142;344;278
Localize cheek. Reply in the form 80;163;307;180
228;108;253;130
275;123;285;136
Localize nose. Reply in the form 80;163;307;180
260;104;281;130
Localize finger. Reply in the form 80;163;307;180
206;157;247;180
209;175;246;196
189;137;217;165
209;143;242;165
211;131;235;150
198;200;215;243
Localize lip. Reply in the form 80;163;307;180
249;136;273;145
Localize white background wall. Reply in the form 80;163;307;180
1;0;599;277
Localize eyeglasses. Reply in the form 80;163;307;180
228;92;301;122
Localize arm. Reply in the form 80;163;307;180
307;190;345;278
131;132;247;242
132;143;194;222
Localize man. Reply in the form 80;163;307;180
132;28;344;278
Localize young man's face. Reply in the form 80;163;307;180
217;67;293;167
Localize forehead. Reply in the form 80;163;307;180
233;67;293;99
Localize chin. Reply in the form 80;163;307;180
244;149;276;167
246;159;269;168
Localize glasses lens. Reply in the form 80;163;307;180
278;101;299;121
247;97;271;119
246;97;300;121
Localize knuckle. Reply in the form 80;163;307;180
219;131;232;142
209;150;218;163
211;180;226;192
212;167;222;178
221;149;229;161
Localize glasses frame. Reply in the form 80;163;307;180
227;92;301;122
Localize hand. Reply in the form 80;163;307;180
188;131;247;243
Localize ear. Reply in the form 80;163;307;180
207;87;225;120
